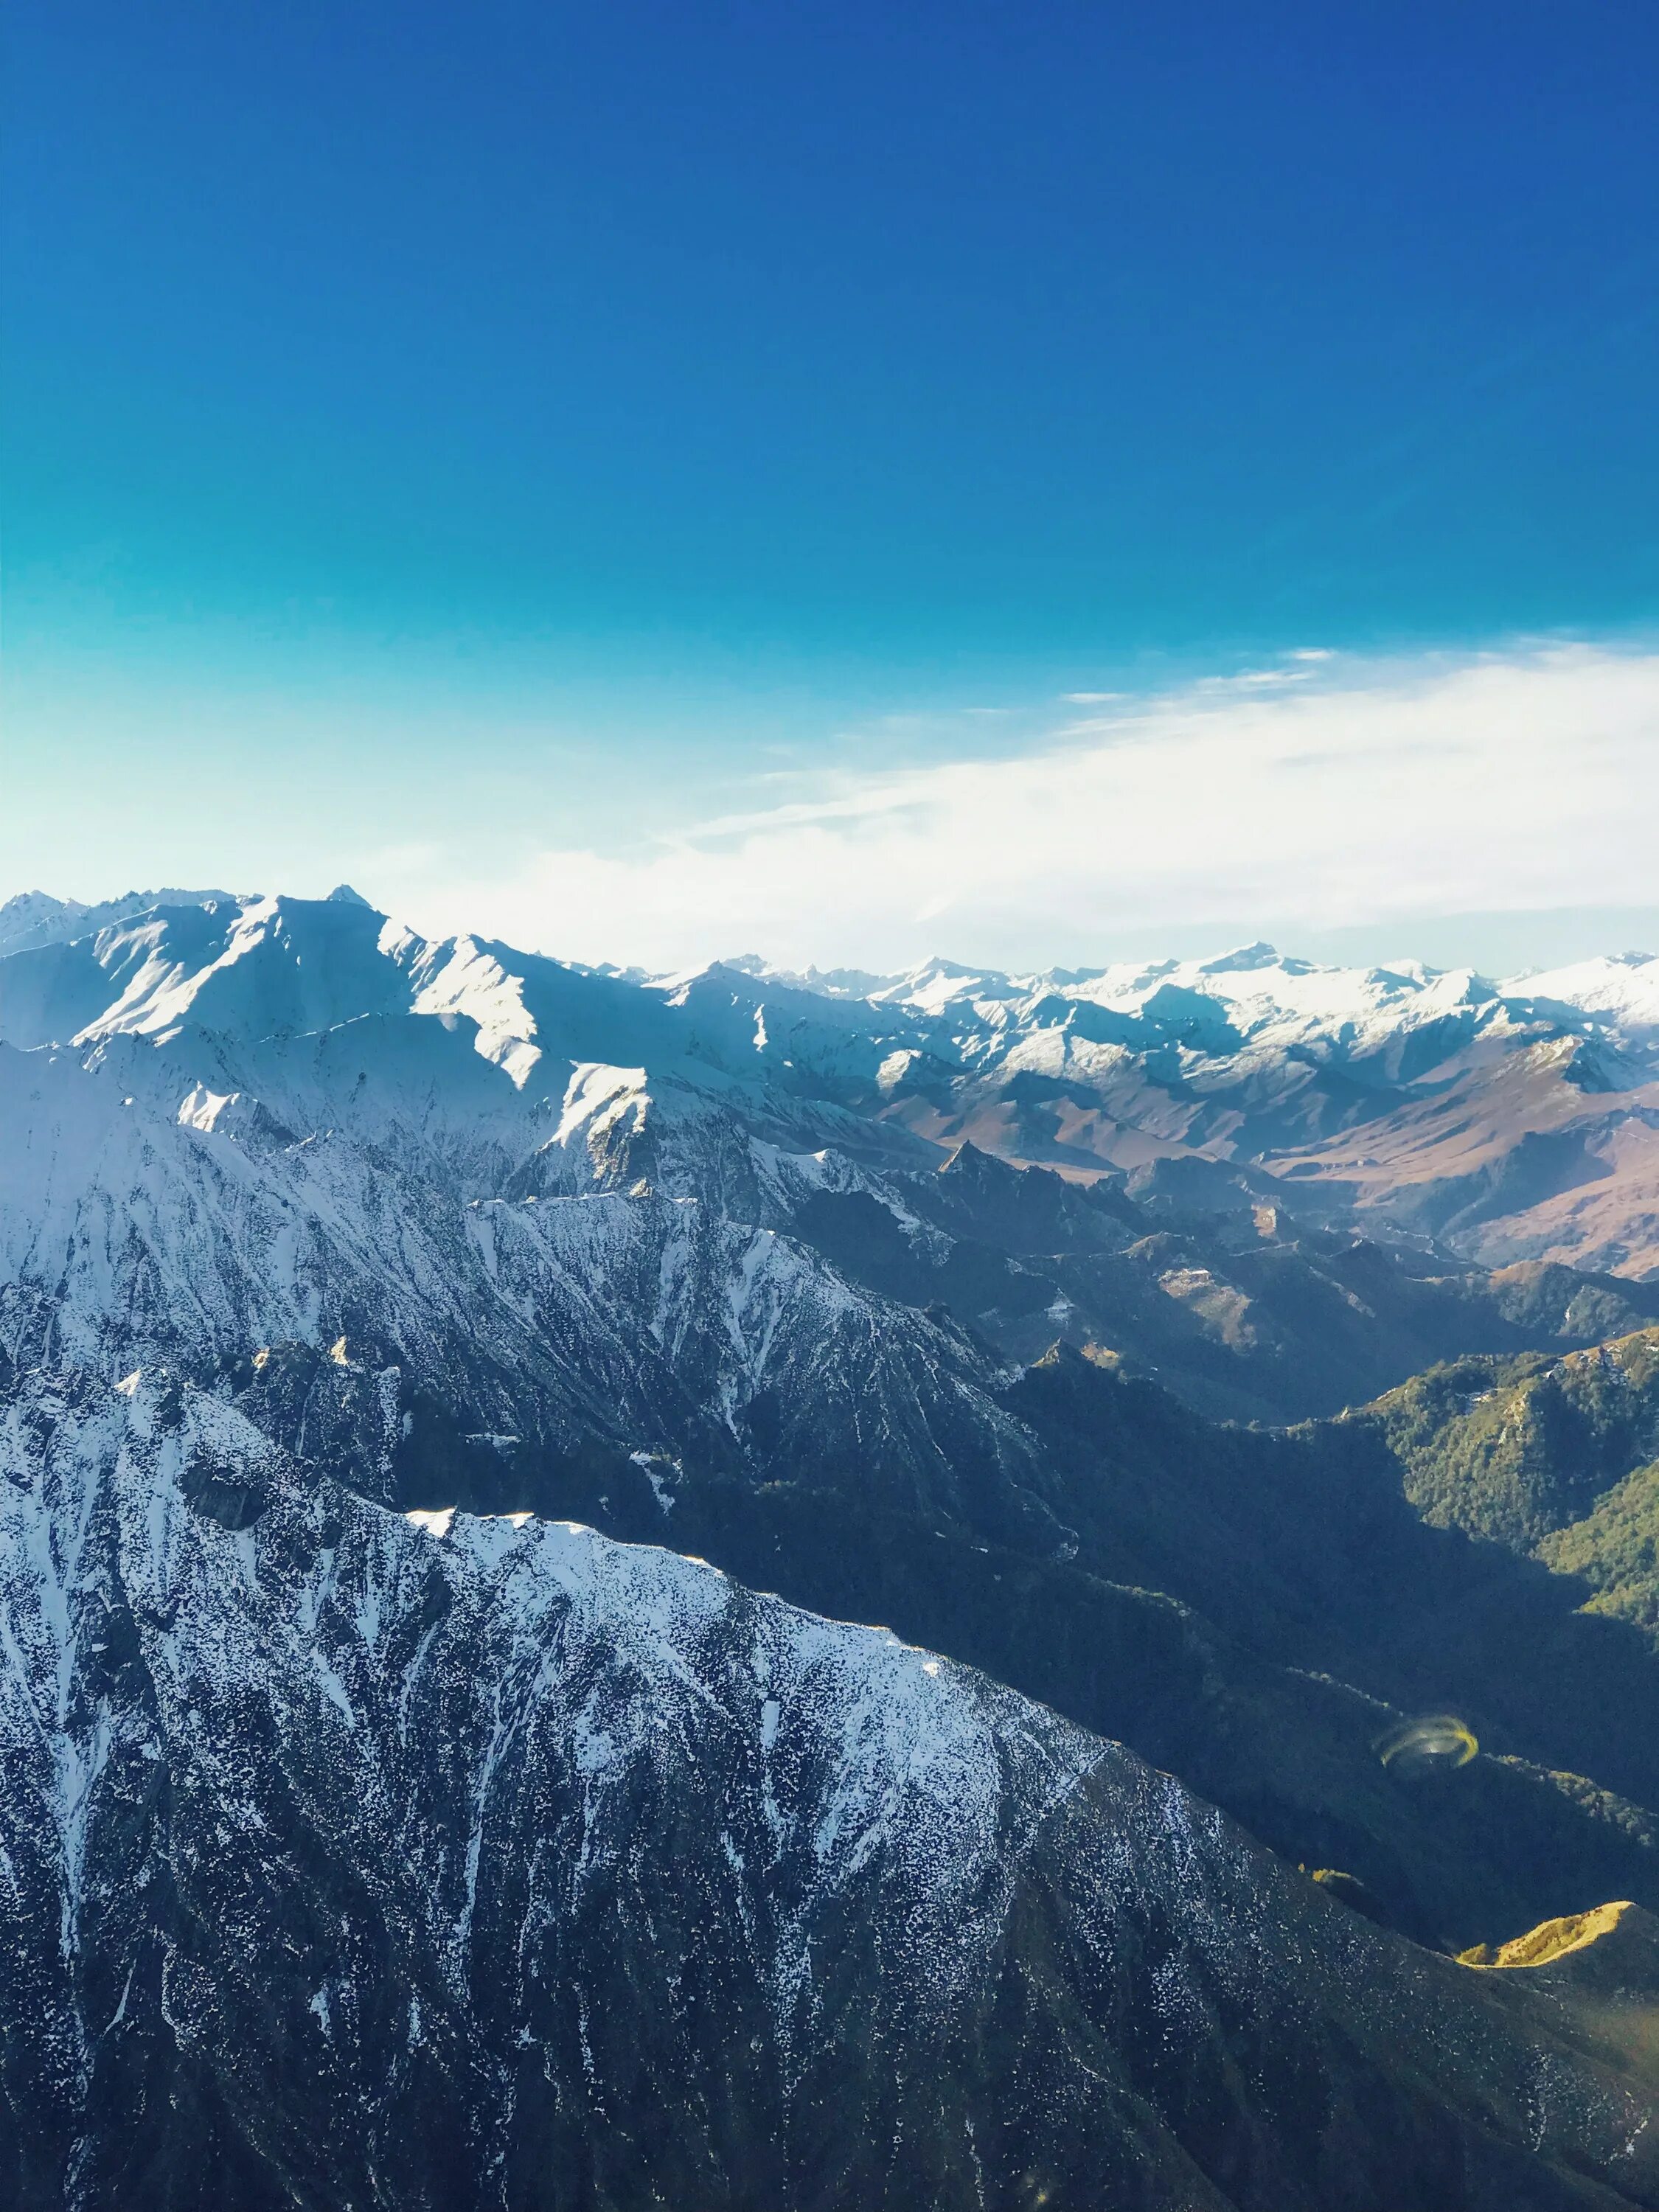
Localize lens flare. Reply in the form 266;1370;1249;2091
1375;1714;1478;1778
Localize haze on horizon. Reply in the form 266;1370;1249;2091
4;1;1657;973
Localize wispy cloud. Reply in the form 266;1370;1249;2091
386;641;1659;973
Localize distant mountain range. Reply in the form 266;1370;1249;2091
9;883;1659;1282
4;886;1659;2207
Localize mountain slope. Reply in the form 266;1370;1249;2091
760;938;1659;1277
1;1366;1654;2211
13;888;1659;1293
13;888;1659;2197
8;892;1659;1952
10;896;1659;1445
1360;1329;1659;1644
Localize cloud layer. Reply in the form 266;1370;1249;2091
390;641;1659;973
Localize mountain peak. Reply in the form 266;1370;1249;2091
326;882;372;906
0;885;234;959
0;891;87;956
1197;940;1282;975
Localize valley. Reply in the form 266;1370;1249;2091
5;887;1659;2205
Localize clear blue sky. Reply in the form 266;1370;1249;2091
4;1;1658;953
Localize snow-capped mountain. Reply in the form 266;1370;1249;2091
745;936;1659;1273
3;1364;1652;2209
9;888;1659;1467
0;887;234;962
8;886;1659;2203
7;891;1659;1405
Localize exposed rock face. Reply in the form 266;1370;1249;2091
7;895;1659;1467
13;892;1659;1317
11;892;1659;2203
2;1370;1656;2211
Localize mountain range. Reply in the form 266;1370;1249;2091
6;885;1659;2206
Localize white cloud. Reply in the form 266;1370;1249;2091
388;641;1659;973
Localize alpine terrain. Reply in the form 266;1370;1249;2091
6;886;1659;2208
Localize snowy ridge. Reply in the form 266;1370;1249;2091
0;1363;1652;2206
9;890;1659;1089
9;885;1659;1479
0;1019;1047;1534
6;891;1659;2200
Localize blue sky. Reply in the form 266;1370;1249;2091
5;1;1658;964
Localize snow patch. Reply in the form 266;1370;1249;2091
406;1507;456;1540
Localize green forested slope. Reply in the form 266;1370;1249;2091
1360;1329;1659;1641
